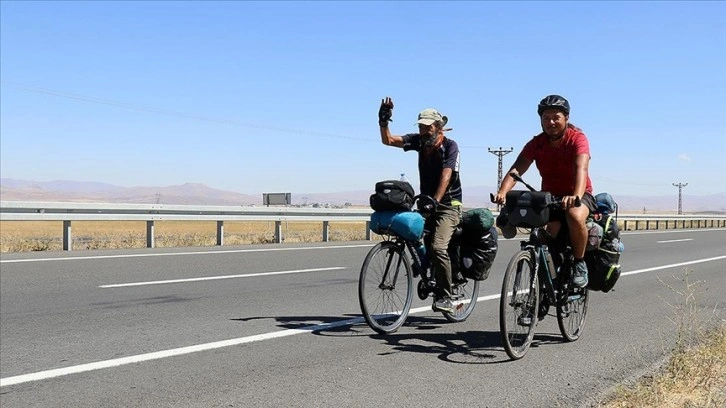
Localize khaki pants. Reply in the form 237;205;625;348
429;203;462;298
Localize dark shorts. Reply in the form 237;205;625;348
548;192;597;223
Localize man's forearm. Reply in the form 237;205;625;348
435;170;452;202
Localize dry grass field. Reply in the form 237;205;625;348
0;220;373;252
599;272;725;407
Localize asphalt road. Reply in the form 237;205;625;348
1;229;725;407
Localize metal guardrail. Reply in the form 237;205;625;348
1;201;725;251
0;201;373;250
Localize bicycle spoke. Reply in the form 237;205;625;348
358;241;414;334
500;250;538;360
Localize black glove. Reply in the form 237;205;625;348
378;98;393;127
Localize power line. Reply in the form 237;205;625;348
2;82;368;142
3;82;495;148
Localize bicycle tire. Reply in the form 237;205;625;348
358;241;414;334
499;250;539;360
443;279;480;322
556;285;589;342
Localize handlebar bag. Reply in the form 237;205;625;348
370;210;424;241
503;190;553;228
370;180;415;212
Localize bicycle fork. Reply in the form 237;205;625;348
379;245;405;290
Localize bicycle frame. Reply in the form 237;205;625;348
358;204;483;334
519;229;572;311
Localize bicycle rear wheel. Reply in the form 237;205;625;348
358;241;414;334
557;285;589;342
443;279;480;322
499;250;539;360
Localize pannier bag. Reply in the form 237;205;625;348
461;208;495;235
450;226;499;281
585;213;623;292
502;190;553;228
594;192;618;215
369;180;415;212
586;219;604;251
369;210;424;241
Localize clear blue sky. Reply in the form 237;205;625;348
1;1;724;198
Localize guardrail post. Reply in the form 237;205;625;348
63;221;72;251
146;221;155;248
216;221;224;246
635;220;639;231
365;221;372;240
322;221;330;242
646;220;650;230
656;220;659;229
274;221;282;243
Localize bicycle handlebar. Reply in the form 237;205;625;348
413;195;437;218
490;192;581;208
490;169;581;208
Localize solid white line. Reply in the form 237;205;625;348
621;228;724;236
620;255;726;276
2;229;723;263
0;317;365;387
0;244;375;264
656;239;693;243
2;255;724;387
99;267;347;288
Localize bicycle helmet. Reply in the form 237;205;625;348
537;95;570;116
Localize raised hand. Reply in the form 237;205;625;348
378;97;394;127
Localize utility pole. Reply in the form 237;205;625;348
488;147;514;209
672;182;688;215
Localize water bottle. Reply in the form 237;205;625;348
414;240;428;268
400;173;410;183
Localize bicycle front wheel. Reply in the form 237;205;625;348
557;285;589;342
499;250;539;360
358;241;414;334
443;279;480;323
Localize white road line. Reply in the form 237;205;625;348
0;317;365;387
2;229;723;264
0;244;375;264
620;255;726;276
2;255;725;387
656;238;693;243
621;228;723;236
99;267;347;288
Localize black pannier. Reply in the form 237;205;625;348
450;226;499;282
501;190;553;228
585;213;623;293
585;246;621;292
369;180;415;212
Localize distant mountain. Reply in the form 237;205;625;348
0;178;259;206
1;178;725;213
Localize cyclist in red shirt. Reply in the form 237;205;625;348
493;95;596;288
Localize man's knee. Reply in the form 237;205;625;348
567;206;589;223
431;242;450;257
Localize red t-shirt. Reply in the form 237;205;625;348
520;126;593;196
